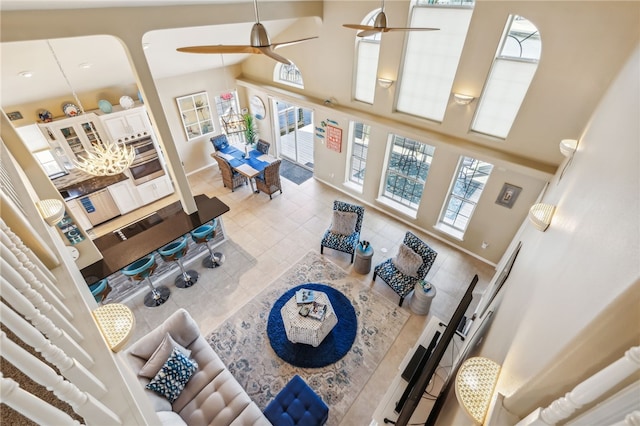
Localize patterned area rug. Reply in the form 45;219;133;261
206;251;409;426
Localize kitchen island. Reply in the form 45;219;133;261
80;194;229;285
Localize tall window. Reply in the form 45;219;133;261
439;156;493;237
274;63;304;88
348;122;371;186
397;2;474;122
382;135;435;210
471;15;541;138
354;10;382;104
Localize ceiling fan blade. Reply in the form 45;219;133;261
272;36;318;50
385;27;440;32
258;47;293;65
343;24;376;31
356;29;384;38
177;45;260;54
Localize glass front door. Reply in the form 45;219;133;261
273;100;314;169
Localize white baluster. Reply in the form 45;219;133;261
1;257;83;342
1;276;94;367
517;346;640;426
1;334;122;425
0;374;83;426
0;220;62;299
1;302;107;397
1;236;73;319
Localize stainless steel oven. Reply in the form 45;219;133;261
127;137;165;185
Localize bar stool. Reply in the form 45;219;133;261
190;219;225;269
89;278;109;303
122;254;170;307
158;236;199;288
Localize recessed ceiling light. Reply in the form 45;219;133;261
78;62;92;69
19;71;33;78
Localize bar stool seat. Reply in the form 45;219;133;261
158;236;199;288
190;219;225;269
122;254;170;307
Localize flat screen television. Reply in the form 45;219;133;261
394;274;478;426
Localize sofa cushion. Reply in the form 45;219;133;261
139;333;192;379
129;309;201;361
146;347;198;404
392;243;422;278
156;410;188;426
330;211;358;236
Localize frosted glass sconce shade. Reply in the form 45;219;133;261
559;139;578;157
92;303;135;352
454;93;475;105
455;357;501;425
377;78;394;89
528;203;556;231
36;199;65;226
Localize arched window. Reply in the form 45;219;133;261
274;63;304;88
397;1;474;122
353;10;382;104
471;15;541;138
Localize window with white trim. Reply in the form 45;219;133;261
348;122;370;187
382;135;435;210
397;2;474;122
439;156;493;236
354;10;382;104
471;15;541;138
274;63;304;88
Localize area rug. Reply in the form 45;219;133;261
206;250;409;426
267;283;358;368
280;158;313;185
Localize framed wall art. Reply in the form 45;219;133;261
495;183;522;208
326;125;342;153
176;92;214;141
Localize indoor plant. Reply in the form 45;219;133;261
243;113;258;152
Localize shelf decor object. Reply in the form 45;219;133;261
92;303;135;352
455;357;501;425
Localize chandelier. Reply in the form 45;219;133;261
47;40;135;176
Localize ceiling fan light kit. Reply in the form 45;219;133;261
176;0;317;65
343;0;440;37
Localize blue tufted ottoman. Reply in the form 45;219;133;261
263;375;329;425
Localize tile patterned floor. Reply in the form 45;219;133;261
91;165;496;425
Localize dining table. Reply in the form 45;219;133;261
214;147;277;193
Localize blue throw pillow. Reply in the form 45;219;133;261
146;347;198;403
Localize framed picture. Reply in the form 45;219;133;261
7;111;23;121
495;183;522;208
326;125;342;153
176;92;214;141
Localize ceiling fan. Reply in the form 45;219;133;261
343;0;439;38
176;0;317;65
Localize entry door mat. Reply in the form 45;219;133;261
280;158;313;185
206;250;409;426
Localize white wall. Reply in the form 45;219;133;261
478;43;640;419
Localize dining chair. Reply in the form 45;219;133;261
213;154;247;191
255;159;282;199
256;139;271;155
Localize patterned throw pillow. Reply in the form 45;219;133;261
392;243;423;278
330;211;358;236
146;347;198;403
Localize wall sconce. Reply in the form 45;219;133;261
454;93;475;105
377;78;394;89
36;199;65;226
455;357;501;425
559;139;578;157
528;203;556;231
92;303;135;352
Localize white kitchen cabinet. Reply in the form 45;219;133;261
100;106;151;142
136;175;174;206
40;113;108;163
108;179;142;214
66;199;93;231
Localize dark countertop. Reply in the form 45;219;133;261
53;171;129;200
80;194;230;283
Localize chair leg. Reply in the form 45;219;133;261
320;245;324;254
350;252;354;263
398;296;404;307
372;271;377;281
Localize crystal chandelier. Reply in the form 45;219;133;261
48;40;135;176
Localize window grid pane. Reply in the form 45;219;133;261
277;63;304;87
349;122;370;185
397;7;473;122
441;156;493;232
382;135;435;210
